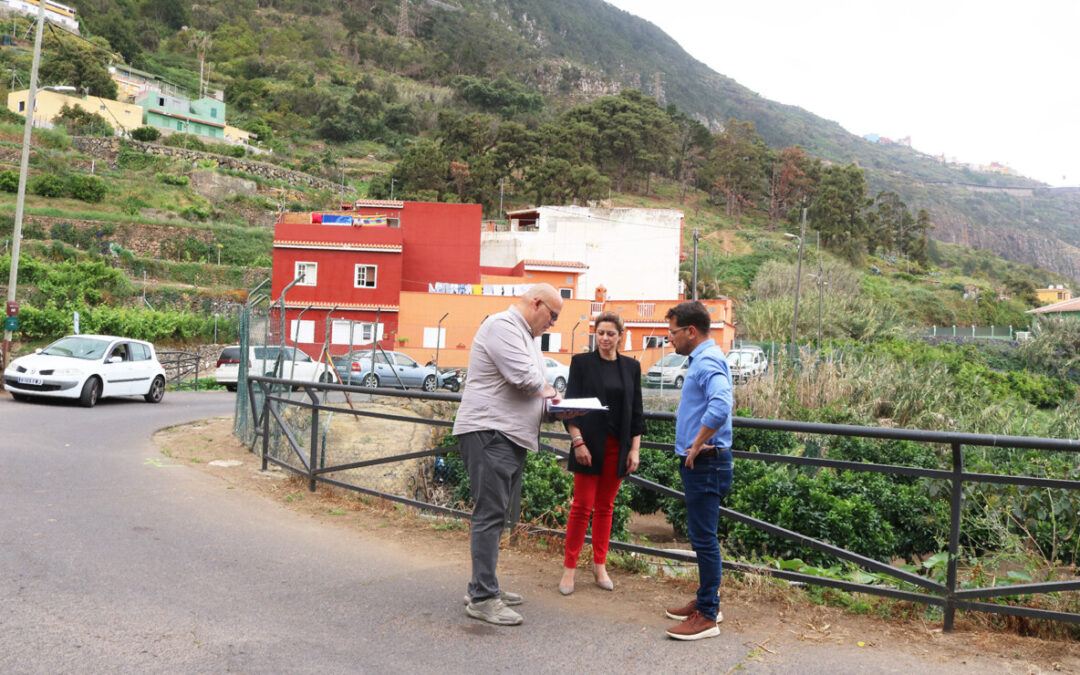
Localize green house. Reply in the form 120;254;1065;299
134;90;226;140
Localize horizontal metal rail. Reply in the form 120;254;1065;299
246;375;1080;630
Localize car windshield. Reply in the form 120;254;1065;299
657;353;686;367
726;352;754;366
41;336;111;360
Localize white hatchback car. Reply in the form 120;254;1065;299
3;334;167;407
214;344;332;391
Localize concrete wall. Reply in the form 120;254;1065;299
480;206;683;301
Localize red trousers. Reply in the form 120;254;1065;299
564;435;623;567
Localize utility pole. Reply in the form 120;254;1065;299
692;228;699;301
816;230;822;351
339;157;345;206
2;0;46;374
390;177;395;201
785;209;807;361
498;178;504;221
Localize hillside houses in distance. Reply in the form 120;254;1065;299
269;201;734;370
5;62;252;146
0;0;78;33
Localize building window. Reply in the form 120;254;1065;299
210;108;217;118
158;97;165;106
331;320;381;346
99;105;106;111
176;120;183;130
354;264;377;288
423;327;447;349
560;288;573;299
387;217;400;228
295;261;317;286
540;332;562;352
643;336;666;349
18;101;24;112
289;320;315;344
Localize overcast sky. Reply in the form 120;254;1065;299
605;0;1080;186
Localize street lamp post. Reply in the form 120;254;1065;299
784;209;807;361
434;312;449;370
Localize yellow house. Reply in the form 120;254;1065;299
224;125;252;144
6;88;144;133
1036;285;1072;305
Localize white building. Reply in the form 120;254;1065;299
0;0;79;33
482;206;684;300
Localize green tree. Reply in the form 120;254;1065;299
39;35;118;99
561;90;675;193
807;163;870;264
54;104;113;137
699;119;769;226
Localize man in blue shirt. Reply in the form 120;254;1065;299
662;301;734;641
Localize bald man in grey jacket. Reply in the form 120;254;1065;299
454;283;567;626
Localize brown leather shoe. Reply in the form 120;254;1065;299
665;598;697;621
665;610;721;641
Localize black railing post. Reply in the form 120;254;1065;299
944;441;964;632
261;383;269;471
308;388;319;492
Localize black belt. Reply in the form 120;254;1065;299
694;447;729;458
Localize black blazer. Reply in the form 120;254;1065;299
563;350;645;478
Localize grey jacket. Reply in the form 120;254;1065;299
452;306;547;451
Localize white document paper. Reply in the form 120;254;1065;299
548;397;608;412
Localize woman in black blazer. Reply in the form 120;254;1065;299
559;311;644;594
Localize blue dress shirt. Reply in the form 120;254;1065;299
674;338;733;456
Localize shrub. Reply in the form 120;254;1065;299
68;174;107;203
130;126;161;142
156;173;190;186
0;169;19;192
162;133;207;152
31;173;67;198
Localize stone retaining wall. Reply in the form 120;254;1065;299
71;137;354;194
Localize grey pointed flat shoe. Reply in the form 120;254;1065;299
559;582;575;596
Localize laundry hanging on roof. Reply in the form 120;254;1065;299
321;214;353;225
354;214;387;227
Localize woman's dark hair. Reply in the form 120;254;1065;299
664;301;710;334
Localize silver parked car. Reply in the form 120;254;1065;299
333;349;443;391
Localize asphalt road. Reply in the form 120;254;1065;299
0;390;1018;673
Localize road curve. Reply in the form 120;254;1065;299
0;391;1005;673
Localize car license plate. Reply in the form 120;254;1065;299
18;376;43;386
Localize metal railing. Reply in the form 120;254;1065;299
243;376;1080;631
157;350;201;390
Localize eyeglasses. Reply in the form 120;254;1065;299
668;326;689;336
539;299;559;323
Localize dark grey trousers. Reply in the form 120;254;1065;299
460;430;526;601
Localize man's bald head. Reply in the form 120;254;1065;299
518;283;563;337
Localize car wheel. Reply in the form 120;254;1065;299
226;384;237;392
144;376;165;403
554;376;566;393
674;376;684;389
422;375;437;392
319;371;334;383
362;373;379;388
10;392;28;402
79;377;101;408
